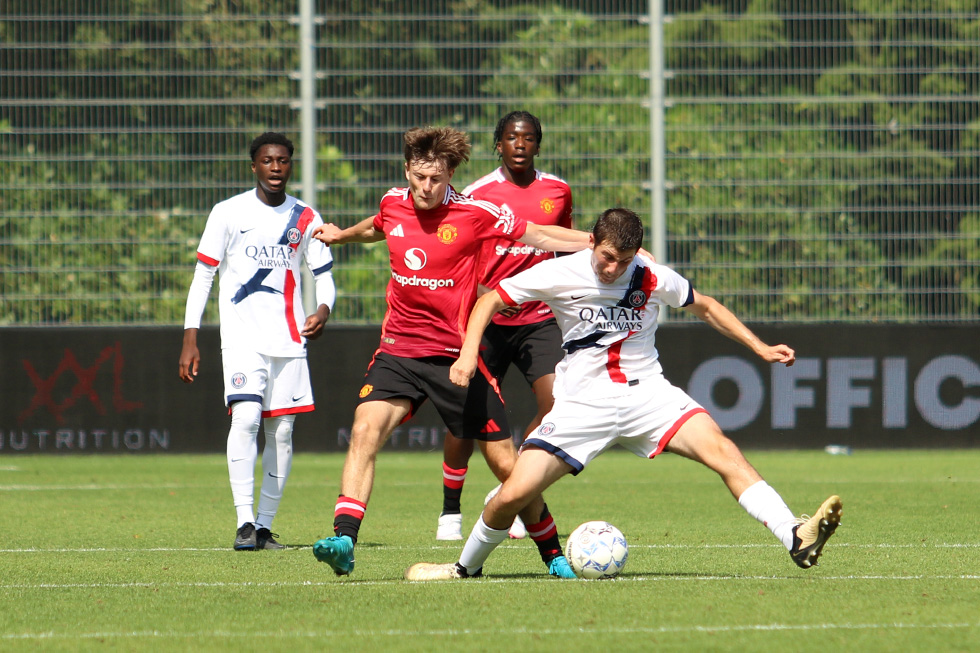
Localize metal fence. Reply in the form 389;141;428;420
1;1;977;325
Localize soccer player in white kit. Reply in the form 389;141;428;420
179;132;336;550
406;208;842;580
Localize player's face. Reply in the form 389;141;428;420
251;144;292;204
496;120;539;174
591;238;637;285
405;159;454;211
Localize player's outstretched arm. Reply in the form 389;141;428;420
450;291;509;387
519;223;591;253
313;215;384;245
684;290;795;366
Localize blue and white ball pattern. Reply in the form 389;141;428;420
565;521;629;579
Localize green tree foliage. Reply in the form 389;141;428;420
663;0;979;321
1;1;977;324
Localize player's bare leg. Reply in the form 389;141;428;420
340;399;413;503
314;398;411;575
408;448;574;581
487;372;557;540
522;373;556;441
470;447;575;578
483;447;571;529
664;412;762;499
665;412;841;568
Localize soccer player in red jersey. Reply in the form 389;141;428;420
437;112;572;542
309;127;590;577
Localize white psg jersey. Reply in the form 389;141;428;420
497;249;693;400
196;189;333;357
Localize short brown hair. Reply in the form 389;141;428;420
593;208;644;251
403;127;471;171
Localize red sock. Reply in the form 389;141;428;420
442;463;467;514
527;507;561;562
333;495;366;544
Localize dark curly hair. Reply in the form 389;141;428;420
493;111;543;147
249;132;294;161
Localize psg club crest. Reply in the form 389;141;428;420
628;290;647;307
286;227;302;244
231;372;247;389
539;422;556;436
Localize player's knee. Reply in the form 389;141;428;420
493;484;528;513
348;420;387;455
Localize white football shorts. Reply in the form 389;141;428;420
522;377;706;474
221;349;314;417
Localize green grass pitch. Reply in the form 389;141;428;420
2;449;978;652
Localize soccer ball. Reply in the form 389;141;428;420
565;520;629;579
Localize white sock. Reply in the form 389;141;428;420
458;514;510;575
256;414;294;531
737;480;798;550
227;401;262;528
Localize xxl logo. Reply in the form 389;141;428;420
17;343;143;424
404;247;427;271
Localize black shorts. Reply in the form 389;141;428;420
482;318;564;387
356;352;511;442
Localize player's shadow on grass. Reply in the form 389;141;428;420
286;540;388;550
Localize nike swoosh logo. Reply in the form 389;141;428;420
268;473;285;479
291;395;304;402
240;228;256;234
230;458;247;463
570;294;589;300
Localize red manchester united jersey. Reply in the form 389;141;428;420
373;185;528;358
463;168;573;327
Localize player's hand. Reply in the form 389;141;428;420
178;344;200;383
312;223;343;245
760;344;795;367
449;354;478;387
301;306;330;340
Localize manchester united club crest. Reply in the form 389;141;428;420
540;198;555;214
359;384;374;398
437;223;458;244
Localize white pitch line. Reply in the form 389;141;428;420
2;541;979;554
4;573;980;591
3;477;980;491
2;621;979;641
